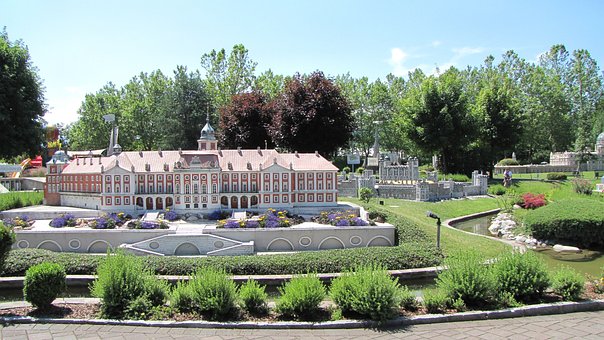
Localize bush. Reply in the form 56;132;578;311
342;166;350;174
547;172;567;180
276;273;326;319
524;199;604;248
0;222;15;271
521;193;547;209
170;281;195;313
551;267;584;301
488;184;507;196
497;158;520;166
571;178;593;195
440;173;470;182
163;210;179;221
422;289;449;314
436;251;495;307
23;262;66;309
185;267;238;319
329;264;401;321
356;167;364;174
238;279;268;314
359;187;373;203
398;286;418;311
0;192;43;211
91;251;167;319
492;251;550;303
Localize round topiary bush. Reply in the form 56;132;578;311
23;262;66;309
524;198;604;248
497;158;520;166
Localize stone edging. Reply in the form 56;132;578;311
0;299;602;329
444;209;524;250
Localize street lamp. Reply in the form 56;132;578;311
426;211;441;249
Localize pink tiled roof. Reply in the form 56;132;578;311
59;149;337;174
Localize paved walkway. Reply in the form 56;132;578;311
2;311;603;339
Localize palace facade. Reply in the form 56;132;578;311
44;121;339;213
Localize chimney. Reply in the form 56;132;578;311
158;148;162;157
237;147;242;155
315;151;319;157
139;150;143;157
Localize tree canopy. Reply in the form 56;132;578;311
0;29;46;159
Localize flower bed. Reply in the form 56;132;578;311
217;209;301;229
2;215;34;230
312;210;369;226
47;212;172;230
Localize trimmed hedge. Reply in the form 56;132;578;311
497;158;519;166
546;172;567;181
524;198;604;248
1;209;442;276
1;243;442;276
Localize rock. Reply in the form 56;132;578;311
186;215;199;221
553;244;581;253
515;235;527;243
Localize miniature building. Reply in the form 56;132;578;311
44;120;339;213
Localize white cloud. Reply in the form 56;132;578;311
431;40;442;47
388;45;486;78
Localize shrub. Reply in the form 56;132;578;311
356;167;364;174
497;158;519;166
0;222;15;271
207;210;227;220
551;267;584;301
170;281;195;313
23;262;66;309
488;184;507;196
359;187;373;203
0;192;43;211
492;251;550;303
329;264;401;321
398;286;418;311
91;251;167;319
342;166;350;174
276;273;326;319
440;173;470;182
186;267;237;319
521;193;547;209
238;279;268;314
3;241;442;277
547;172;567;180
524;198;604;248
368;209;388;223
436;251;495;307
422;289;449;314
571;178;593;195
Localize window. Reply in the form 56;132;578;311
106;176;111;182
202;184;207;194
252;183;257;192
158;184;163;193
232;183;238;192
194;203;199;208
116;197;121;205
299;182;305;190
186;204;190;209
318;173;323;179
308;194;314;202
223;183;228;192
115;185;120;193
318;182;323;190
252;174;256;180
212;184;217;194
273;195;278;203
273;173;278;179
308;182;314;190
327;182;332;190
273;183;279;192
114;175;120;182
176;184;180;194
282;173;288;180
106;197;111;205
282;183;288;191
242;174;247;180
194;183;199;194
242;183;247;192
148;184;154;194
125;197;130;205
264;183;269;191
283;195;288;203
264;196;270;203
107;185;112;193
167;184;173;193
185;184;190;194
298;194;305;202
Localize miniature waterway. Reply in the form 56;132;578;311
452;215;604;278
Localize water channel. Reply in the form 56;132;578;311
452;215;604;278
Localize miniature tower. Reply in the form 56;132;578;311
44;150;70;205
197;112;217;151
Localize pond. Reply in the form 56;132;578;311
451;214;604;278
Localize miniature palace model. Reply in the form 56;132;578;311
43;119;339;214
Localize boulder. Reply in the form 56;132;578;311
553;244;581;253
515;235;527;243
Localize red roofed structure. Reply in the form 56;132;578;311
44;119;339;214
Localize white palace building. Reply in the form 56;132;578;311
44;120;339;214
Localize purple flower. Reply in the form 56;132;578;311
50;217;67;228
327;213;337;221
265;220;280;228
64;213;76;221
351;217;368;226
164;211;178;221
336;219;350;227
245;220;259;228
3;218;15;227
141;221;158;229
225;220;240;229
18;215;29;222
95;218;108;229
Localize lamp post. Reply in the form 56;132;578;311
426;211;441;249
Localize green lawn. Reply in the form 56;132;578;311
492;180;604;202
341;197;510;259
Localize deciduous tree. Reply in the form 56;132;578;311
218;91;274;149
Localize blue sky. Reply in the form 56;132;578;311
2;0;603;125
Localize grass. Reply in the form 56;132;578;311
0;191;44;211
490;180;604;203
341;197;510;259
